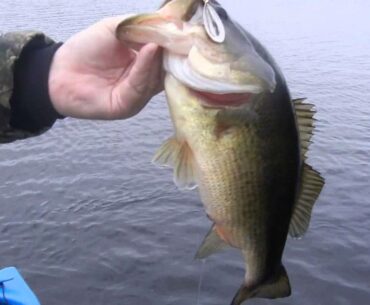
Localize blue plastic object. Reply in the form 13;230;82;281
0;267;40;305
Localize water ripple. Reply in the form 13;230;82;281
0;0;369;304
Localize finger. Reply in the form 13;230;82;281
101;14;136;33
123;41;146;52
146;48;165;95
126;43;162;98
101;15;148;51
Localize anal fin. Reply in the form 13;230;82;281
152;137;197;190
195;224;229;259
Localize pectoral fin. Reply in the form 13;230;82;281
195;224;229;259
152;137;197;190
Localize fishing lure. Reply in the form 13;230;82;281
203;0;226;43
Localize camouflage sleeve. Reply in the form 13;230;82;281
0;31;55;143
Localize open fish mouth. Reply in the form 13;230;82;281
163;53;270;95
190;90;254;108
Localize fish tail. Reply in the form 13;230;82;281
230;265;291;305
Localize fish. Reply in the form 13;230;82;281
116;0;325;304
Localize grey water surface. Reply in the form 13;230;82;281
0;0;369;304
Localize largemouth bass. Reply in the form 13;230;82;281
116;1;324;304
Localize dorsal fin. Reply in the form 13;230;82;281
289;163;325;238
152;137;197;190
290;99;325;238
293;98;316;159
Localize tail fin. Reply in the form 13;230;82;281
230;265;291;305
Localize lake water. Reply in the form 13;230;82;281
0;0;369;304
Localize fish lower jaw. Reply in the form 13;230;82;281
191;89;254;108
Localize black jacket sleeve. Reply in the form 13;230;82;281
0;31;64;143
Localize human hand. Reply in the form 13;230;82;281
48;15;164;120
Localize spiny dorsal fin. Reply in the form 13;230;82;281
195;224;229;259
152;137;197;190
293;98;316;160
289;163;325;238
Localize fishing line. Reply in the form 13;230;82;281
196;259;207;305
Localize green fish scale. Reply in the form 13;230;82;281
195;124;269;262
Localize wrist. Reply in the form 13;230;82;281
48;46;70;117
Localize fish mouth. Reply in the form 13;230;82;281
164;52;258;108
116;0;276;105
163;52;269;95
192;90;253;108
